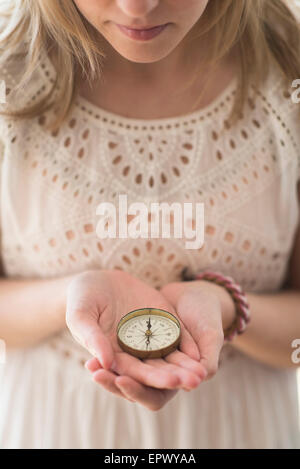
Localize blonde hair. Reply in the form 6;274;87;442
1;0;300;131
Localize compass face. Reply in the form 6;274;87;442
117;309;181;358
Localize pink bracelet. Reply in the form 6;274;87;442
181;267;251;342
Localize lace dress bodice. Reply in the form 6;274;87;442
0;43;299;449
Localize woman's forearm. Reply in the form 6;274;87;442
0;275;73;348
231;289;300;369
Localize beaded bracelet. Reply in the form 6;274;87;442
180;267;251;342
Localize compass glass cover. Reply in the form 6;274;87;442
118;314;180;351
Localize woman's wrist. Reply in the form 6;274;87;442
0;273;79;348
193;280;236;332
212;282;236;332
53;274;77;330
176;278;236;334
181;269;251;342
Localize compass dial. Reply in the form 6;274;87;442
117;308;181;359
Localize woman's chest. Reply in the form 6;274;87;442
0;105;299;293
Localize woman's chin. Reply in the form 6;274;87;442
103;41;176;64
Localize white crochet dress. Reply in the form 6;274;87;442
0;45;299;449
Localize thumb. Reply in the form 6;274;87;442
67;313;115;370
178;320;201;361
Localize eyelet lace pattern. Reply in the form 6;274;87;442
0;46;299;369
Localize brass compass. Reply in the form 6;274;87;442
117;308;181;359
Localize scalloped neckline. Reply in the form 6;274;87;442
41;49;237;127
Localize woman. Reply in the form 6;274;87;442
0;0;299;449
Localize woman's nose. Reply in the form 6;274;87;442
116;0;159;17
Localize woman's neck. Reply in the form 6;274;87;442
77;45;238;120
97;31;204;87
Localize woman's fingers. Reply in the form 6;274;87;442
86;352;206;390
90;369;178;411
142;357;202;390
115;376;178;412
164;350;208;380
66;312;115;370
92;369;135;402
85;357;101;372
111;352;181;389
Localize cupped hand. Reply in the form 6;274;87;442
159;279;235;380
85;356;180;411
66;269;207;392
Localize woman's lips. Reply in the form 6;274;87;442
115;23;169;41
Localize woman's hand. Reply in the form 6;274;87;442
66;269;207;392
159;279;236;380
85;356;180;411
83;276;234;410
